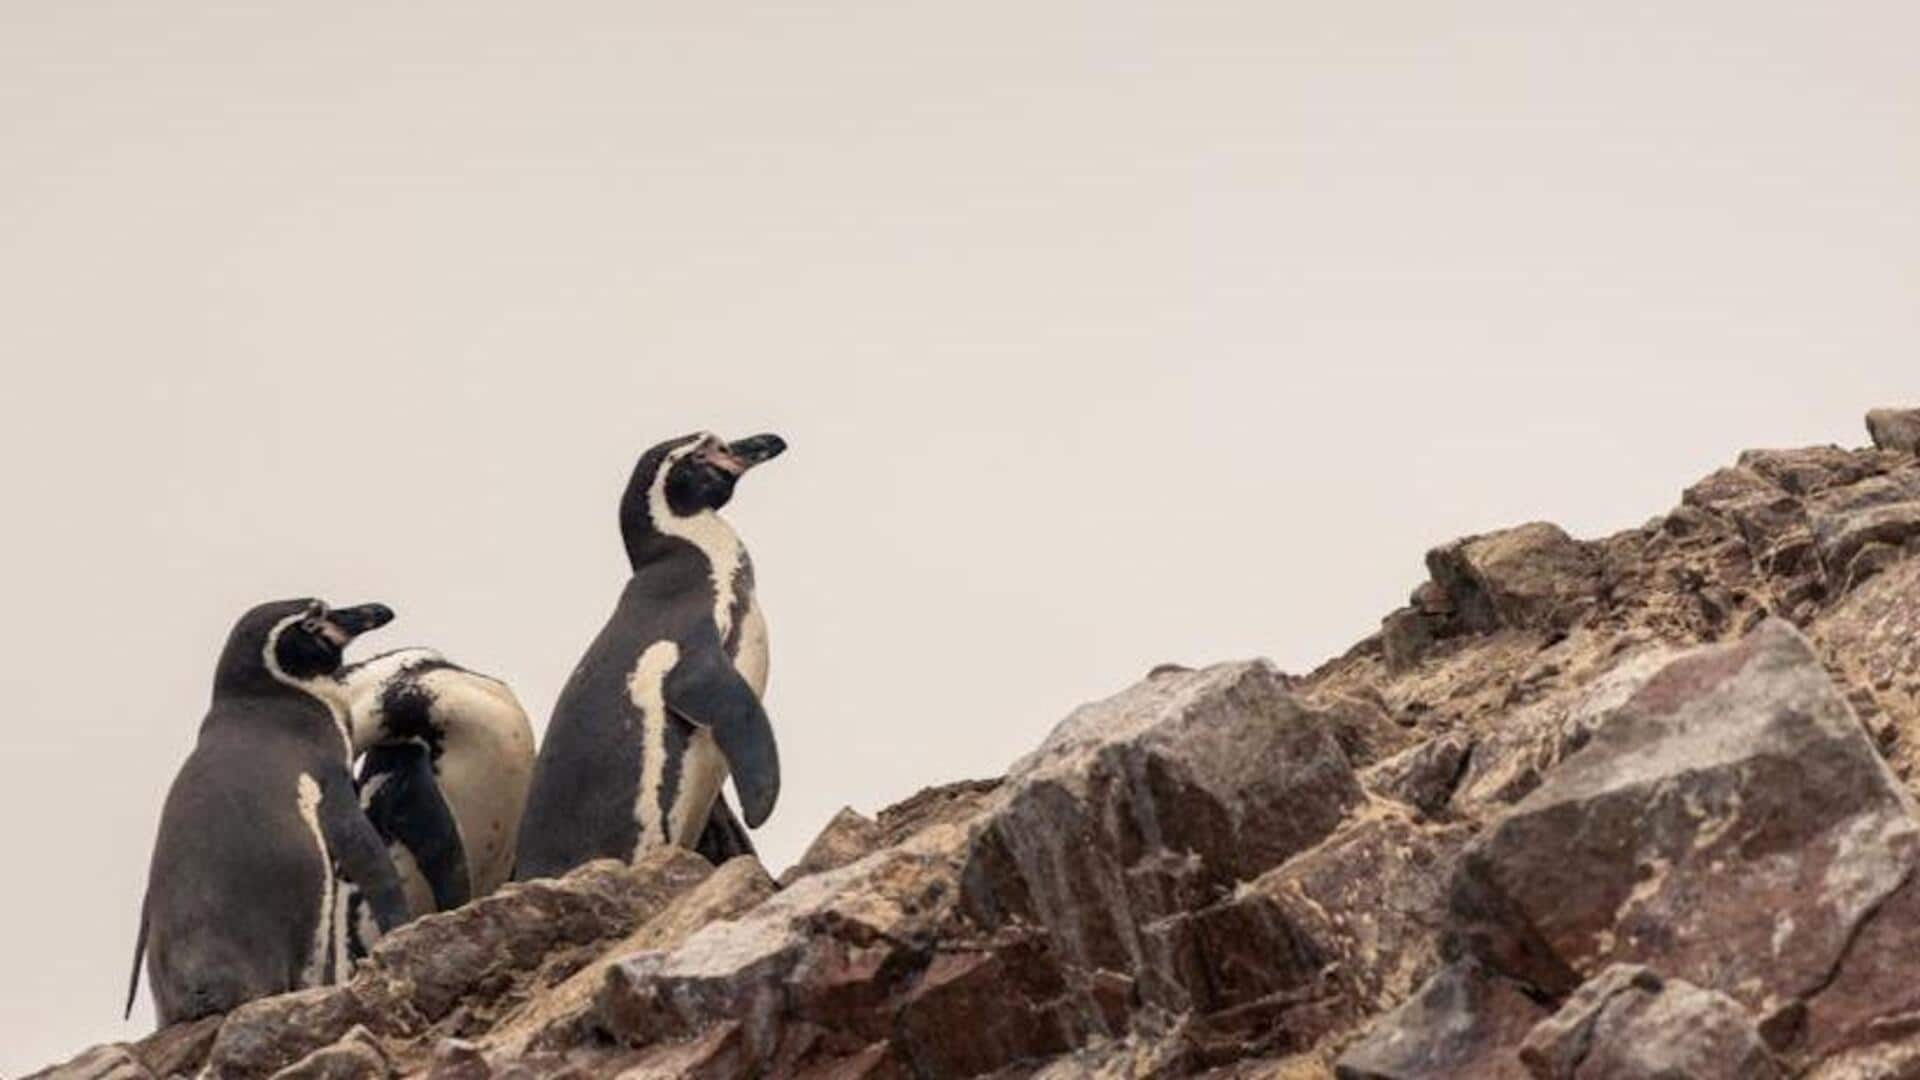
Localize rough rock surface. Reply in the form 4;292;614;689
37;409;1920;1079
1517;965;1779;1080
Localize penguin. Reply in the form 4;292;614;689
515;431;786;881
126;599;410;1026
337;648;535;916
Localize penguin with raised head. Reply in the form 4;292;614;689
515;431;786;880
338;648;535;917
127;599;410;1026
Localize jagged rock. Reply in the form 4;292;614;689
1517;965;1780;1080
500;855;775;1058
1427;523;1603;635
26;1045;151;1080
1447;648;1671;816
962;661;1364;1006
204;850;715;1078
1141;807;1469;1064
779;807;883;886
268;1026;389;1080
1362;732;1472;817
37;423;1920;1080
1813;556;1920;774
1334;960;1547;1079
1450;620;1920;1045
1867;408;1920;454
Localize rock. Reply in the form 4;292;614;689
363;847;712;1024
1447;648;1671;817
136;1016;223;1077
1334;960;1547;1079
1362;733;1472;817
963;661;1365;997
1867;408;1920;453
268;1026;390;1080
780;807;884;886
1517;965;1780;1080
205;986;388;1080
1426;523;1603;635
1450;620;1920;1039
204;850;715;1079
35;431;1920;1080
25;1044;151;1080
1141;807;1470;1064
498;855;776;1057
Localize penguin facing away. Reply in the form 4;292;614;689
127;599;410;1026
339;647;535;916
515;431;786;881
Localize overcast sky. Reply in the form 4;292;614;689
2;1;1915;1071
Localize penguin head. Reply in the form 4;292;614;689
213;598;396;698
620;431;787;558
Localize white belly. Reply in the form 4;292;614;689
417;670;535;897
667;730;729;847
734;598;770;697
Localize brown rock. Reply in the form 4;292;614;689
1447;648;1671;817
1518;965;1780;1080
1867;409;1920;454
500;855;775;1057
24;1045;152;1080
136;1016;223;1077
268;1026;390;1080
1142;807;1469;1063
1450;620;1920;1036
204;986;388;1080
1362;733;1472;817
1334;960;1546;1079
780;807;884;886
365;847;712;1024
964;662;1365;991
1426;523;1602;634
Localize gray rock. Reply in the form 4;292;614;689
1518;964;1780;1080
1449;620;1920;1043
1335;960;1546;1079
1867;408;1920;454
268;1026;389;1080
778;806;883;886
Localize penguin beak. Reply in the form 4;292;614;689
321;602;395;646
704;433;787;477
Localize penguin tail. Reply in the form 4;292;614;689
123;892;149;1020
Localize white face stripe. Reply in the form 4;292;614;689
262;612;354;761
629;641;681;852
648;436;747;642
293;773;335;988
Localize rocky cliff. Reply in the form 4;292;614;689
37;409;1920;1079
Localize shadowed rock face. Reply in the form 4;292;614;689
35;409;1920;1079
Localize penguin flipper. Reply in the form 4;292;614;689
318;769;412;934
693;794;757;864
123;891;149;1019
666;640;780;829
359;744;472;913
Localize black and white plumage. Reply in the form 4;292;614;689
515;431;786;881
339;647;534;919
127;599;409;1026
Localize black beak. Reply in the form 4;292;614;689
325;602;395;640
723;433;787;471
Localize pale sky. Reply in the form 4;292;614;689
2;2;1915;1071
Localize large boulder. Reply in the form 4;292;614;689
1451;620;1920;1050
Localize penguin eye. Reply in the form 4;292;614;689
299;619;325;635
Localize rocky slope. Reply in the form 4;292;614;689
36;408;1920;1079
